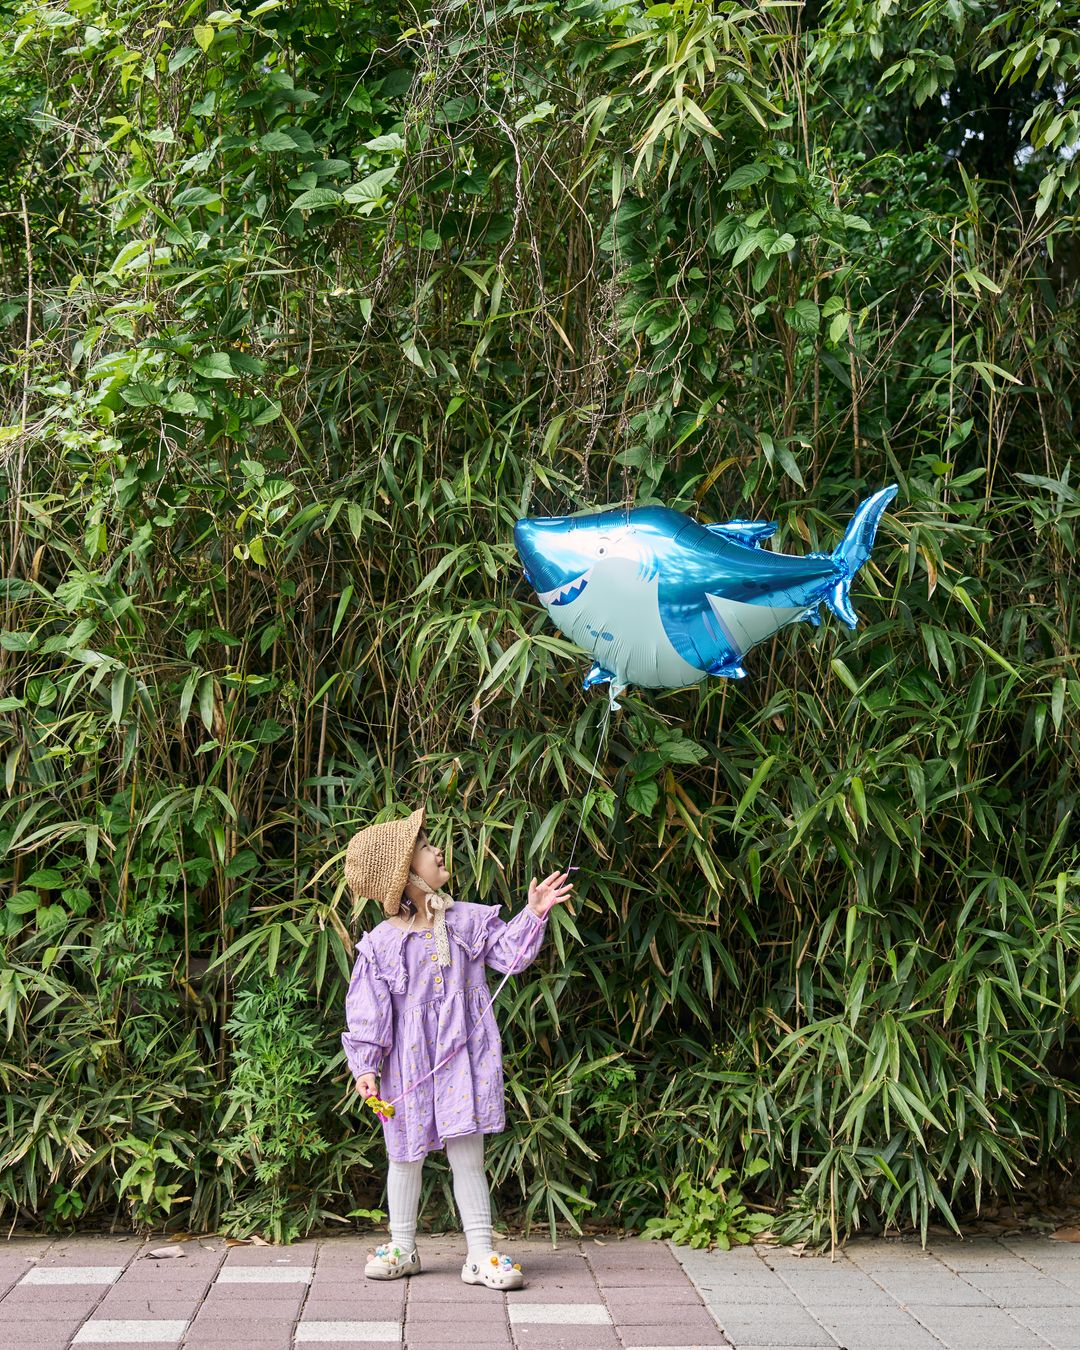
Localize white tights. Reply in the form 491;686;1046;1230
386;1130;493;1261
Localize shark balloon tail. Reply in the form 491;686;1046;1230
824;484;898;629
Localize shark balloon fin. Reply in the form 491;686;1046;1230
583;662;615;691
584;663;628;710
705;520;778;548
707;658;747;679
825;485;898;629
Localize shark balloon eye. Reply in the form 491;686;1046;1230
512;487;898;711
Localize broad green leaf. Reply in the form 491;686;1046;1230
722;162;769;191
785;298;820;333
192;352;234;379
290;188;341;212
342;167;398;206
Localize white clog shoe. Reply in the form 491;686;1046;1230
461;1250;524;1289
364;1241;421;1279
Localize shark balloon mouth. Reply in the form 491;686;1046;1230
538;567;592;607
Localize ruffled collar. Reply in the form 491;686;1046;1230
366;903;480;993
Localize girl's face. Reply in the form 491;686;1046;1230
410;830;449;891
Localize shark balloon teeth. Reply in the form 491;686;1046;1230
539;568;592;606
513;486;897;708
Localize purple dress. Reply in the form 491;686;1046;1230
341;900;549;1162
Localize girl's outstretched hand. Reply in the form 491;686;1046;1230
528;869;575;918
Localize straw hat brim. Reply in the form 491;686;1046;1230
344;805;426;917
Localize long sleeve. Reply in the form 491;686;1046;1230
480;901;549;975
341;937;393;1079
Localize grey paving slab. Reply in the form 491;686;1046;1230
843;1239;949;1266
701;1305;832;1347
765;1260;897;1308
1004;1237;1080;1256
901;1303;1050;1348
686;1283;801;1306
1002;1238;1080;1269
868;1269;996;1305
1008;1306;1080;1350
959;1271;1080;1305
807;1305;944;1349
925;1239;1032;1272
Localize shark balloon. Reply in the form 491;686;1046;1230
513;485;897;708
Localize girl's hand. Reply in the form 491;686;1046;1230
528;869;575;918
354;1073;377;1100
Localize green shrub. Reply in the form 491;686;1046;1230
1;0;1078;1245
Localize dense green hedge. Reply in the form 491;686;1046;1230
1;0;1078;1246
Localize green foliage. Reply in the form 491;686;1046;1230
642;1162;773;1251
0;0;1078;1247
219;976;332;1243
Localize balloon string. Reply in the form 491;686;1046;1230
367;700;612;1121
565;697;612;874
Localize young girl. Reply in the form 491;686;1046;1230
341;804;573;1289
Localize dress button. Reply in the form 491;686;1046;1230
430;954;437;962
434;976;442;985
424;932;432;939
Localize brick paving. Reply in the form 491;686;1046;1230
0;1230;1078;1349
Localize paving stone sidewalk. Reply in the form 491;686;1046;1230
678;1233;1080;1350
1;1230;1078;1350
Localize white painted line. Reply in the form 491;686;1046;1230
295;1324;402;1343
508;1303;613;1324
73;1320;187;1344
215;1266;313;1283
20;1267;123;1285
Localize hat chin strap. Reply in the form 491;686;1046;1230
407;871;454;968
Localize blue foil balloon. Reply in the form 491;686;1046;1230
513;485;897;708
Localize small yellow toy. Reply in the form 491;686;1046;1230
365;1094;396;1121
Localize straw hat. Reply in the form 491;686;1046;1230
344;806;426;917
